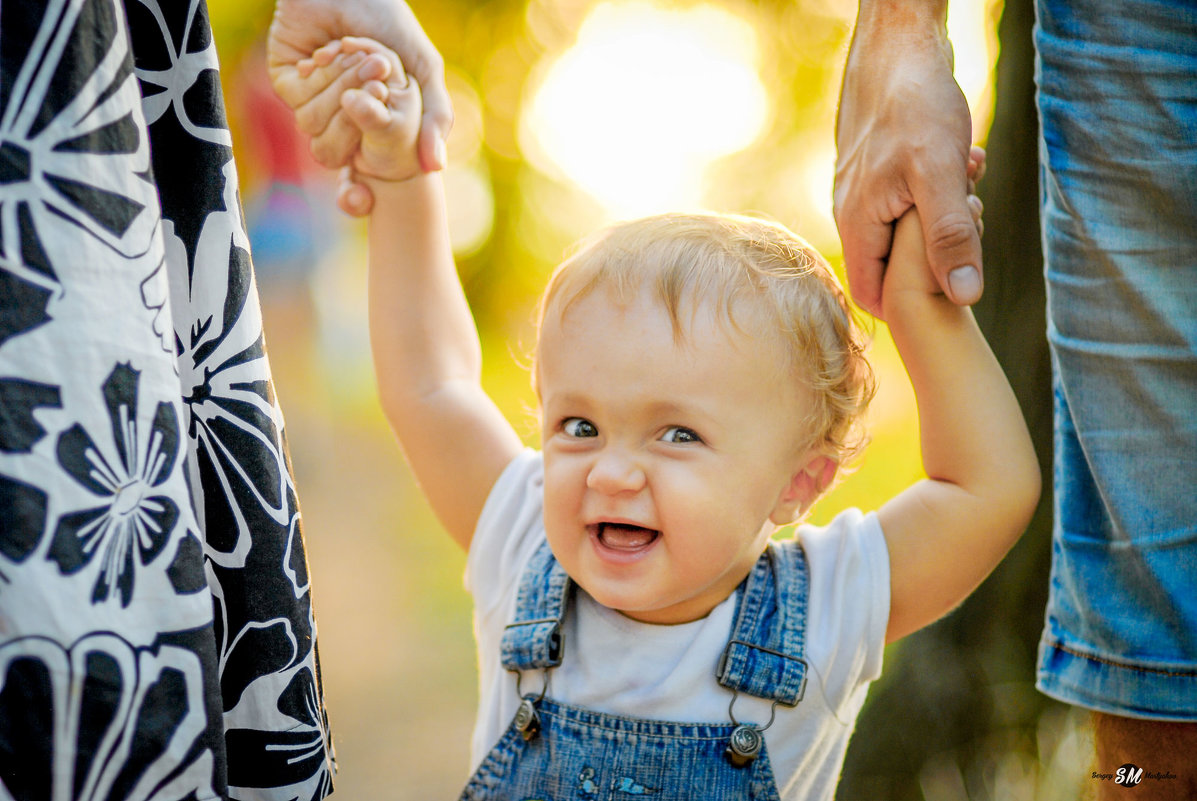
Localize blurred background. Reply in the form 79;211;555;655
208;0;1094;798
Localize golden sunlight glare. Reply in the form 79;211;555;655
521;1;768;219
948;0;1001;137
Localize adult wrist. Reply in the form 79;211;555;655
856;0;948;25
854;0;949;42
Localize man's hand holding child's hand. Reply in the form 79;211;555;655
882;147;986;317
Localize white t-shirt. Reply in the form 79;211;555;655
465;450;890;801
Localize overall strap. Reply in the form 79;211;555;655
716;539;810;707
500;538;572;671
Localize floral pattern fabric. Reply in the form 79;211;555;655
0;0;335;799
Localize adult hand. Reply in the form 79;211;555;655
268;0;453;214
833;0;980;318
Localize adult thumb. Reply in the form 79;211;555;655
410;58;453;172
918;192;984;306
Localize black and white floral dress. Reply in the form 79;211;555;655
0;0;335;798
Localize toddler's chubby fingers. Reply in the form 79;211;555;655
307;109;362;169
967;194;984;238
330;37;401;96
967;145;987;183
341;56;420;136
291;47;393;141
345;86;423;181
364;80;389;103
885;209;944;300
341;87;393;132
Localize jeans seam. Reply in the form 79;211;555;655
1050;639;1197;678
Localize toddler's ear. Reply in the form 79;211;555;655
770;455;838;525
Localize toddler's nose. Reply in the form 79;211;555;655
586;449;646;495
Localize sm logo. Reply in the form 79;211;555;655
1116;764;1144;787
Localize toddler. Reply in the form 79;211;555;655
294;36;1038;801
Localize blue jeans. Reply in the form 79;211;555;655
1035;0;1197;720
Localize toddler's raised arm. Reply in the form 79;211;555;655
878;205;1040;643
300;38;523;548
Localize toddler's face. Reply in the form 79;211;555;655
538;284;817;624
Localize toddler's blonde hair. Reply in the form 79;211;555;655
536;212;875;466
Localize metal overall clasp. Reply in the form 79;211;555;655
723;690;778;768
511;670;549;742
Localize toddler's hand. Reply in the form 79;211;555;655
288;40;392;167
287;39;395;214
883;147;986;311
966;145;985;239
332;37;424;185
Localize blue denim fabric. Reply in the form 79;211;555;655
1035;0;1197;720
716;541;809;707
500;541;571;671
465;540;810;800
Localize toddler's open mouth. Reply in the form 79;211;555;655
591;522;660;551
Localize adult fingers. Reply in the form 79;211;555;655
397;43;452;171
833;172;898;317
338;36;401;79
298;40;343;78
291;51;368;135
835;209;894;318
309;40;343;69
271;47;354;109
416;74;452;172
968;194;984;238
279;46;390;124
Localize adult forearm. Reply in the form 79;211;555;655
855;0;947;27
835;0;979;313
850;0;949;68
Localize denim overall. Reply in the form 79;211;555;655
460;539;811;801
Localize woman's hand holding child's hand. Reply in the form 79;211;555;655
288;37;425;213
333;37;425;185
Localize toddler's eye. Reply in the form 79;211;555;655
661;426;701;444
562;418;599;438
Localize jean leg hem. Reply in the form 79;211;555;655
1036;638;1197;722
